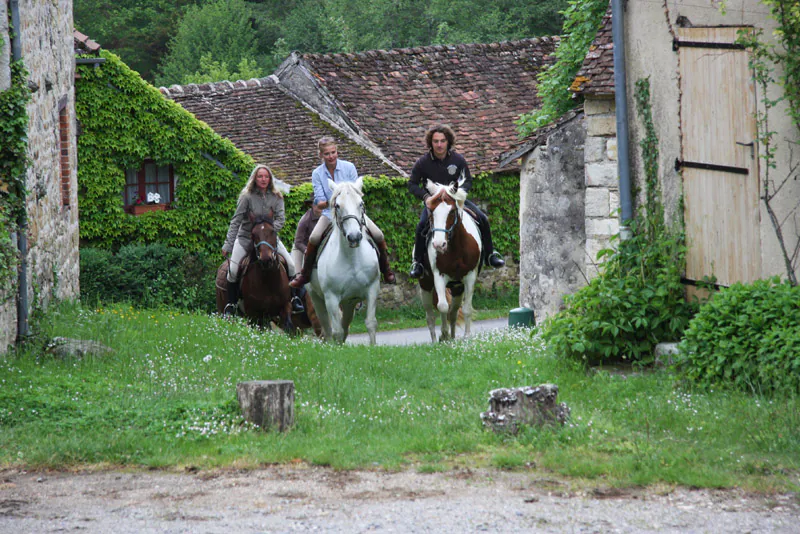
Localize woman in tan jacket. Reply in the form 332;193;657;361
222;164;303;316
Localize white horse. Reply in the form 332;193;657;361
417;178;482;342
309;178;380;344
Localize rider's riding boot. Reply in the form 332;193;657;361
477;218;505;268
290;287;305;314
408;227;426;279
224;280;239;317
289;241;319;288
377;241;396;284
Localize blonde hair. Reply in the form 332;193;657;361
240;164;281;199
318;136;337;155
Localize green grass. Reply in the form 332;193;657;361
346;282;520;334
1;301;799;493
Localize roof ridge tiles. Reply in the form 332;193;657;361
158;76;275;97
303;36;560;62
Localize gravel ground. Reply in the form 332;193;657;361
1;466;798;533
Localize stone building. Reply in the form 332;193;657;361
1;0;79;353
510;0;800;323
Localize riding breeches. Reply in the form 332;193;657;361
413;199;493;262
307;215;385;246
227;238;295;283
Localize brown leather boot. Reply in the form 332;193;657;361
377;241;396;284
290;241;319;288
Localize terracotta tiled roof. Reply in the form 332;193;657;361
571;4;614;96
160;78;401;184
293;38;558;173
73;30;101;54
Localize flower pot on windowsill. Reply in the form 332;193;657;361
130;203;167;215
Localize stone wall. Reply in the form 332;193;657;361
519;114;586;323
583;97;619;278
0;0;78;354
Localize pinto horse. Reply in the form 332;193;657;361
417;178;482;342
215;214;294;332
309;178;380;344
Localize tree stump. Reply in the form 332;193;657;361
480;384;570;433
236;380;295;432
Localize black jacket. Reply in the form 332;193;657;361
408;150;473;201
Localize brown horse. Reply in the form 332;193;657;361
417;179;482;342
215;214;294;332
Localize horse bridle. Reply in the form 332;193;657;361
430;201;460;240
334;201;366;233
254;239;277;254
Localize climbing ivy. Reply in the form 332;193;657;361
516;0;608;137
0;53;31;295
75;50;254;254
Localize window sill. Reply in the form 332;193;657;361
128;204;168;215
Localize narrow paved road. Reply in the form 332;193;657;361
346;317;509;345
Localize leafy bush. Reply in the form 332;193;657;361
676;278;800;394
542;225;697;365
80;244;217;311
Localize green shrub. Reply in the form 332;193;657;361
542;226;697;365
80;244;217;311
676;278;800;394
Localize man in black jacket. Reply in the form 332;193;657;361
407;124;505;279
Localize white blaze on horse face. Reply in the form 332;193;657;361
431;201;452;253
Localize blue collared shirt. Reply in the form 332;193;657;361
311;159;358;219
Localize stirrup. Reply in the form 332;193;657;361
409;261;423;279
291;296;305;314
223;303;237;317
487;251;505;268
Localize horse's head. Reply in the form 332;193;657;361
249;212;279;267
425;179;467;254
330;178;366;248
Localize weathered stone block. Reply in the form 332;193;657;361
654;342;680;367
585;188;610;217
585;162;618;187
481;384;570;433
237;380;295;432
610;190;620;213
586;217;620;237
587;115;617;137
585;237;612;264
46;337;114;360
606;138;618;161
584;136;607;163
584;98;615;116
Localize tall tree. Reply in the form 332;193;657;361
154;0;262;87
73;0;200;81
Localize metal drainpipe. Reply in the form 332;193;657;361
612;0;633;239
10;0;29;340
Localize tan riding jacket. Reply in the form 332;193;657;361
222;190;285;254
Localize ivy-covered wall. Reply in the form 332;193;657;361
75;50;255;254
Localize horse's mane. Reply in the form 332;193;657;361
444;186;468;204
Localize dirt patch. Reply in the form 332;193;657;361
0;466;798;533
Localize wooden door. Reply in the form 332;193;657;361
679;27;761;286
